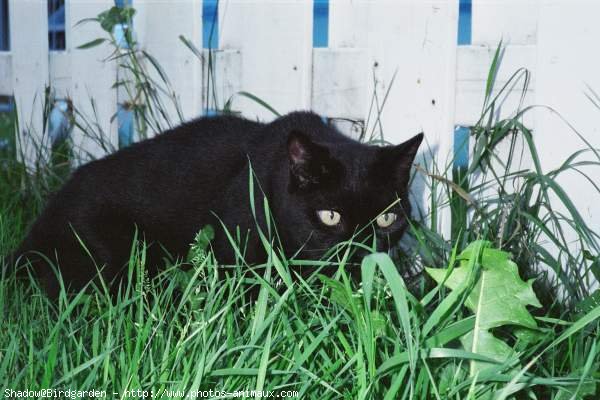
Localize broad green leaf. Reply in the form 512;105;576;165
426;240;543;374
427;241;541;330
512;327;546;350
460;330;514;373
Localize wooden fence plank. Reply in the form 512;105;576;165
66;0;118;162
0;52;12;95
455;44;536;127
472;0;538;46
311;48;368;126
49;52;72;98
219;0;313;120
9;0;49;169
330;1;458;145
134;0;203;131
203;49;242;111
535;0;600;260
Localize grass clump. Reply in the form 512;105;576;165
0;227;598;398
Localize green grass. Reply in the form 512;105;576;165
0;12;599;397
0;223;598;398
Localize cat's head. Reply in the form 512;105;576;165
277;117;423;261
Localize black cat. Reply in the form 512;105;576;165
12;111;423;297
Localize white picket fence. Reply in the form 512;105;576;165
1;0;600;242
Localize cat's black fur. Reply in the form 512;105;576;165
12;111;423;297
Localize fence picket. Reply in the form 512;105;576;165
219;0;313;120
535;1;600;274
311;48;368;133
65;0;118;162
9;0;49;169
134;0;203;131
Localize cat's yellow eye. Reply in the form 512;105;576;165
376;212;397;228
317;210;342;226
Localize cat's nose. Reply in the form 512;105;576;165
343;248;370;281
347;247;372;265
353;248;371;260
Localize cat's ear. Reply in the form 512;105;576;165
384;132;424;184
287;131;341;191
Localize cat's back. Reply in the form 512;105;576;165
46;114;266;218
120;114;265;157
80;115;263;182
